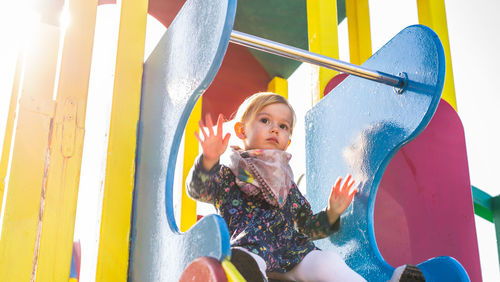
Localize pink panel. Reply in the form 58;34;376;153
374;99;481;281
73;241;81;279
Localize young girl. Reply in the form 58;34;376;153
186;92;422;281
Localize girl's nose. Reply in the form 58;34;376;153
270;124;279;133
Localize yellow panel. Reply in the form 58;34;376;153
267;77;288;99
307;0;339;104
221;259;245;282
0;54;23;213
181;98;202;232
0;23;60;281
95;0;148;281
35;0;98;281
417;0;457;110
346;0;372;65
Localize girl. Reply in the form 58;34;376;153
186;92;422;281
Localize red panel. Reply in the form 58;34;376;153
148;0;185;28
324;73;348;96
179;257;228;282
202;44;271;122
374;99;481;281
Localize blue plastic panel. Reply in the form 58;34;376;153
129;0;236;281
305;25;467;281
419;256;470;282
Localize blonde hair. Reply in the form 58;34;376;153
233;92;296;134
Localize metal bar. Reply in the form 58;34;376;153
230;30;405;89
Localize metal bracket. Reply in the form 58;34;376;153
394;72;408;94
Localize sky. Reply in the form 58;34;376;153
0;0;498;281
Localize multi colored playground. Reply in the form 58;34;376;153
0;0;498;281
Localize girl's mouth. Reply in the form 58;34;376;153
267;137;278;144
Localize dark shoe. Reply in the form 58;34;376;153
399;265;425;282
230;248;266;282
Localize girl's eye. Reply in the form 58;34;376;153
280;124;288;130
260;118;269;124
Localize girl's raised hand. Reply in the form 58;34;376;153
326;174;358;225
195;113;231;170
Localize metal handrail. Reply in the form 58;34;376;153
230;30;408;92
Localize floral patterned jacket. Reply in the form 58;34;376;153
186;155;340;273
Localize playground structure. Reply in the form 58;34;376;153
0;0;497;281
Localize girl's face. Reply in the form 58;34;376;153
235;103;293;151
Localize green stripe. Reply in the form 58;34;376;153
472;186;493;222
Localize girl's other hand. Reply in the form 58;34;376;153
326;174;358;225
195;113;231;171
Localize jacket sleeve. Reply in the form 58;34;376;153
291;184;340;240
186;154;223;204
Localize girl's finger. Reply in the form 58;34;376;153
217;114;224;137
341;174;352;193
345;179;355;194
194;131;202;143
348;188;358;199
222;133;231;148
206;114;215;136
199;120;208;138
332;177;342;197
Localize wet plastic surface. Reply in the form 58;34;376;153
306;25;469;281
129;0;236;281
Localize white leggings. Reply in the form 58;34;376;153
238;248;366;282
